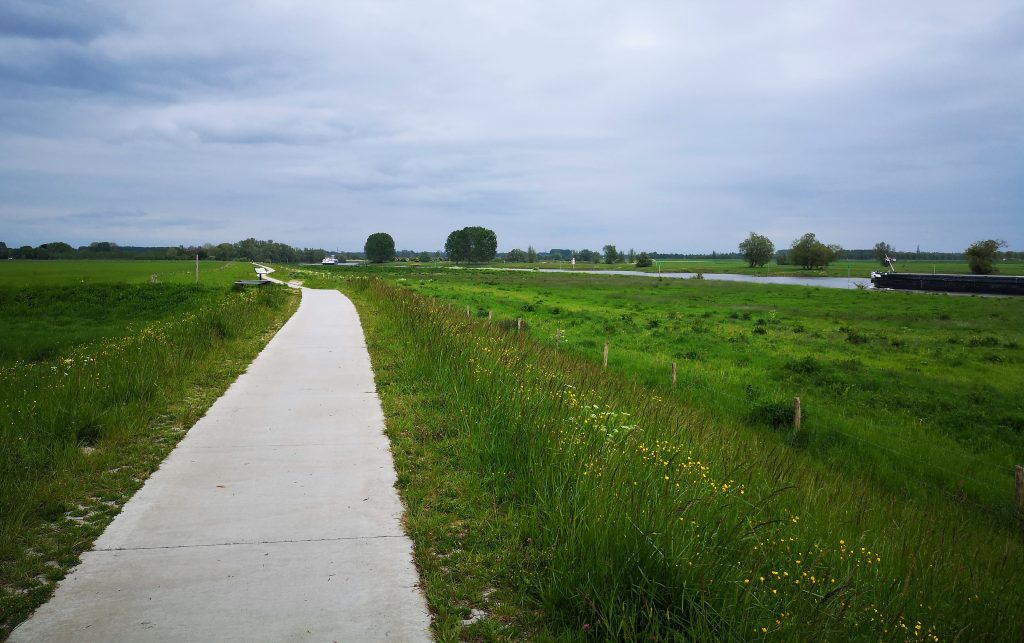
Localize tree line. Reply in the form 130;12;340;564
738;233;1015;274
0;239;332;263
5;233;1017;274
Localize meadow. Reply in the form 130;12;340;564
287;264;1023;641
0;261;298;637
0;258;255;286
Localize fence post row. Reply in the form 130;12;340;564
794;396;802;431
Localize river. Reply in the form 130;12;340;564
523;268;874;290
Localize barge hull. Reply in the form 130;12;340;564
870;272;1024;295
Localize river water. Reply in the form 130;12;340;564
526;268;874;290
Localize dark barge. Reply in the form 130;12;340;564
870;272;1024;295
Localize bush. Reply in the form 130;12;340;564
749;400;800;431
783;356;826;376
967;335;1000;347
965;239;1006;275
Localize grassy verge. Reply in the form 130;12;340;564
384;269;1023;526
0;283;299;637
328;274;1021;641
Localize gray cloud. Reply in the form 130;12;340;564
0;1;1021;252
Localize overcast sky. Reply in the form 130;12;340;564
1;1;1021;253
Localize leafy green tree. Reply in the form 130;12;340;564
738;232;775;267
635;252;653;267
0;241;8;259
790;233;836;269
873;242;895;266
965;239;1006;274
527;245;538;263
603;244;619;264
445;226;497;263
364;232;396;263
506;248;527;262
417;252;432;263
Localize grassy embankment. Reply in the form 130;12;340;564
390;269;1024;523
0;261;299;637
294;266;1022;641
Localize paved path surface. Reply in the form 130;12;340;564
12;289;432;642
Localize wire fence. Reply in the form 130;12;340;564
527;323;1022;520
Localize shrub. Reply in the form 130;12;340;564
967;335;1000;347
748;400;800;431
783;356;826;376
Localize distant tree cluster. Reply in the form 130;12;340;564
790;233;839;269
739;233;775;267
505;248;528;263
0;239;330;262
445;226;497;263
965;239;1006;275
364;232;396;263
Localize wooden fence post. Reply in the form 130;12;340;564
517;317;523;331
794;396;802;431
672;362;677;387
603;342;609;370
466;305;471;317
488;310;492;320
1016;465;1024;514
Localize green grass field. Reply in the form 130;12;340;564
0;261;298;637
390;269;1023;520
285;264;1022;641
0;259;258;286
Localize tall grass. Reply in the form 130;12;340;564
390;268;1023;527
336;275;1021;641
0;283;296;635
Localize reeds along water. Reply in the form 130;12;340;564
342;276;1021;642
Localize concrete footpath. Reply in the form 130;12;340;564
12;289;432;642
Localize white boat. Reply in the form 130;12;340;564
321;255;338;265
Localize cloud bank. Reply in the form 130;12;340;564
1;0;1021;251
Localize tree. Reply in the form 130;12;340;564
445;226;497;263
965;239;1006;275
506;248;527;262
603;244;619;264
0;242;8;259
873;242;895;266
364;232;396;263
417;252;432;263
738;232;775;268
526;245;538;263
790;233;836;270
635;252;653;267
